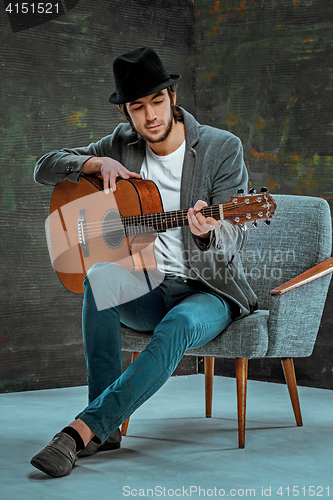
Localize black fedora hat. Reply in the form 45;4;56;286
108;47;181;105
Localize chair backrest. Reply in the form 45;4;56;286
240;195;332;310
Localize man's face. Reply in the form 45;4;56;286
126;89;174;144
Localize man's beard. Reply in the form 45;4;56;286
140;113;174;144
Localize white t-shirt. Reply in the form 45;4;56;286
140;140;191;278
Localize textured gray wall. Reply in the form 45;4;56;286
194;0;333;389
0;0;332;393
0;0;196;392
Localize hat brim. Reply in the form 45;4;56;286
108;74;181;105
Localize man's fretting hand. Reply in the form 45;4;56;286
187;200;221;240
82;157;141;193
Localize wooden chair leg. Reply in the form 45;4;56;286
235;357;248;449
281;358;303;426
121;351;140;436
204;356;215;417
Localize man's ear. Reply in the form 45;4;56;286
170;91;176;106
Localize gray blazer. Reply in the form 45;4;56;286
34;108;258;318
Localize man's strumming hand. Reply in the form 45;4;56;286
82;157;141;193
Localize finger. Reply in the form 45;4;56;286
188;210;205;229
187;217;200;236
187;209;199;233
189;212;210;234
206;216;221;227
124;171;142;179
188;208;207;229
103;174;110;194
110;176;117;192
118;169;142;182
195;212;216;230
195;211;221;228
188;217;212;237
193;200;207;211
121;166;141;178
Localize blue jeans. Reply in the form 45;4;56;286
76;263;233;443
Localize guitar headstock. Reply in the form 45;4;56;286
223;188;277;226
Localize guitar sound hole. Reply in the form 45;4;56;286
101;209;125;249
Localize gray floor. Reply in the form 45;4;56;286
1;374;332;500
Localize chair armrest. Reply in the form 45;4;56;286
267;272;332;357
270;257;333;296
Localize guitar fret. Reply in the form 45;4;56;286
156;213;161;230
182;209;187;227
135;215;140;234
122;199;261;235
148;213;154;231
170;210;177;228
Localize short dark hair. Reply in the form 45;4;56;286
118;85;182;131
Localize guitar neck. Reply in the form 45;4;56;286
123;205;223;236
123;192;276;236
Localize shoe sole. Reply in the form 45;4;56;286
30;457;73;477
98;441;121;452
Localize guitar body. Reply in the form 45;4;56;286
49;175;163;294
48;175;276;295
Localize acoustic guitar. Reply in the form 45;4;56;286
47;174;276;293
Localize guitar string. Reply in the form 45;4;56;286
81;208;221;236
82;208;221;233
82;205;224;226
80;201;267;236
80;200;261;231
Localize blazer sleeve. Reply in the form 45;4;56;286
193;135;249;261
33;124;124;186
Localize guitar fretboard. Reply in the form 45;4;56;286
122;206;222;236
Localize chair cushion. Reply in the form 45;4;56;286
121;309;269;360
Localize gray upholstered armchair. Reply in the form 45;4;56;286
120;195;333;447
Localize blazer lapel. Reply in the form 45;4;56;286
125;137;146;174
180;109;200;248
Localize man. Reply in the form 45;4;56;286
31;47;257;477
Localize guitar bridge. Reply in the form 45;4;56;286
78;209;89;257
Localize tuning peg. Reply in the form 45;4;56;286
237;188;244;194
252;221;258;228
261;187;269;193
248;188;257;194
264;219;271;225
